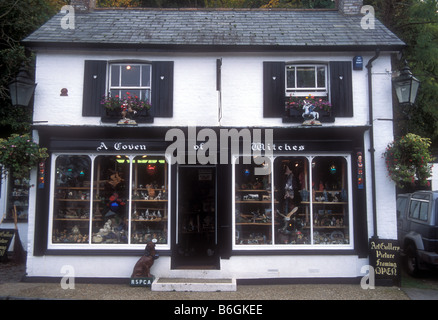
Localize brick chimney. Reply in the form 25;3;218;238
70;0;96;12
338;0;363;15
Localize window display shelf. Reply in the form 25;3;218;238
236;222;276;226
131;218;167;222
235;200;276;204
302;201;347;205
132;199;168;202
306;226;348;229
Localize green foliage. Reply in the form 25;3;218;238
0;134;48;180
0;0;66;137
366;0;438;145
383;133;434;188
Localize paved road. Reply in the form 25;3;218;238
0;260;437;300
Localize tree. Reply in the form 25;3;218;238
0;0;66;137
365;0;438;146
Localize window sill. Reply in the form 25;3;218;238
283;110;334;123
101;114;154;124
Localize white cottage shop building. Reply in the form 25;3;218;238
19;0;405;282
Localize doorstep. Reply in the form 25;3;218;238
151;277;237;292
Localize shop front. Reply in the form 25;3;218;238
29;125;370;281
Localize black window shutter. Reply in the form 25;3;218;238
152;61;174;117
82;60;107;117
263;61;286;118
330;61;353;117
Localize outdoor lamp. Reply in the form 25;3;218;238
392;61;420;105
8;67;37;107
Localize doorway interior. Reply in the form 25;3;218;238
172;166;219;269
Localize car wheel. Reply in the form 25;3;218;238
405;244;421;277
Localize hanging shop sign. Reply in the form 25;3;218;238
97;141;147;152
369;238;401;286
49;139;170;153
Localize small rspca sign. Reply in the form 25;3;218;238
130;277;154;287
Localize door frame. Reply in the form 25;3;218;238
171;164;219;269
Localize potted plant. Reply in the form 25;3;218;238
284;95;333;123
0;133;48;182
101;92;152;124
383;133;434;189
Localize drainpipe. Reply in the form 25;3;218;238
366;49;380;239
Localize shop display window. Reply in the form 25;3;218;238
274;157;310;245
50;154;168;247
5;175;30;222
234;156;273;245
233;154;351;249
52;155;92;243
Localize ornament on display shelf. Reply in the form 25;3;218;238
106;193;125;213
147;164;156;175
108;171;124;188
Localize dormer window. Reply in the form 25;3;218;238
109;63;152;102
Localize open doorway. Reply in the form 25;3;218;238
172;166;219;269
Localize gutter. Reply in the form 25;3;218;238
366;48;380;239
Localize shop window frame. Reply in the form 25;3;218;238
47;152;171;251
232;153;354;251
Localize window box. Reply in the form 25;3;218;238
101;108;154;124
100;92;153;124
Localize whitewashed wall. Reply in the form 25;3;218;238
33;51;390;128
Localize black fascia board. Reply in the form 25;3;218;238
22;41;406;53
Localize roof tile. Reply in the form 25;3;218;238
24;9;405;49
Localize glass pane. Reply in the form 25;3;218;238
235;156;272;245
311;157;349;245
131;156;168;244
274;157;310;244
409;201;420;219
52;155;91;244
141;65;151;87
286;66;295;89
120;89;141;100
142;89;151;102
419;202;429;221
92;155;129;244
110;89;120;98
297;66;316;88
317;66;326;88
110;65;120;87
121;65;141;87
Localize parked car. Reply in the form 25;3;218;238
397;191;438;276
